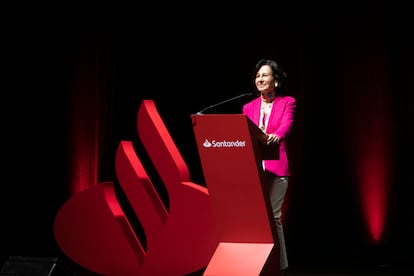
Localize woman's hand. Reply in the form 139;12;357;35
266;134;280;145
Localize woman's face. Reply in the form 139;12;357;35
255;65;277;96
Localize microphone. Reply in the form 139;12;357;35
196;92;255;115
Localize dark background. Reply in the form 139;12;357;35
3;1;414;274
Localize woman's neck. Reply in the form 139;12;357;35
261;92;276;103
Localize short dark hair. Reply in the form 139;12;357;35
255;59;288;95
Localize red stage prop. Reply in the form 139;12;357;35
54;100;218;275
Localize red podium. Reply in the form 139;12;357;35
191;114;281;276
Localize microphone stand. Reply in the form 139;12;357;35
196;92;254;115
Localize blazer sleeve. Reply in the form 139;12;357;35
273;96;296;140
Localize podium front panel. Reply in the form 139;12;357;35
192;114;275;242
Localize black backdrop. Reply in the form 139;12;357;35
3;2;414;273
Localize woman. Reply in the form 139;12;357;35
242;58;296;271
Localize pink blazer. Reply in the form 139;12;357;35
242;95;296;176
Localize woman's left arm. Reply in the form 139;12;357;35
274;97;296;141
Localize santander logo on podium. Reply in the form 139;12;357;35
53;100;219;275
202;138;247;148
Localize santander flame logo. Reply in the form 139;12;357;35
53;100;218;275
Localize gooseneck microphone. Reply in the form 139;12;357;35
196;92;255;115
